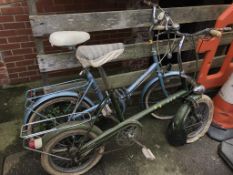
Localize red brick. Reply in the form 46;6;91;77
0;30;16;37
14;15;29;22
8;66;27;73
0;43;20;51
8;36;29;43
12;48;33;55
1;7;25;15
0;16;14;23
20;41;35;48
19;70;38;77
16;59;34;66
0;38;7;44
9;73;18;79
5;62;15;68
3;22;25;30
16;28;32;35
4;55;24;62
24;53;36;60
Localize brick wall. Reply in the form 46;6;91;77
0;0;40;85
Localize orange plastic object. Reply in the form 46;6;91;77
213;95;233;129
197;4;233;89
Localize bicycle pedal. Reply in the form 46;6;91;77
131;138;156;160
142;147;156;160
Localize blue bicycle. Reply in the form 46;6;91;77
20;1;218;174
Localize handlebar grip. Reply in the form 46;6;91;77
210;30;222;37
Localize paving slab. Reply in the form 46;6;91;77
0;87;25;123
0;120;19;152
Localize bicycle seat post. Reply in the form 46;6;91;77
98;67;111;90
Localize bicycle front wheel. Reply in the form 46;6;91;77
143;74;194;120
166;95;214;146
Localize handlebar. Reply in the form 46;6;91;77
173;27;232;38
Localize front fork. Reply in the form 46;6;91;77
185;95;202;121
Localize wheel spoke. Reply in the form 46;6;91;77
52;148;69;153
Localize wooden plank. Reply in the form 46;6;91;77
38;32;233;72
30;5;228;36
104;55;225;88
43;55;225;91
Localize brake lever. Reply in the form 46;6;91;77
152;5;158;24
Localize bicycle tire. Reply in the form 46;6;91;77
166;95;214;146
41;122;104;175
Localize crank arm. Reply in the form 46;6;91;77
80;120;142;155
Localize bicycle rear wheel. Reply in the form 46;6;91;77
27;96;92;135
41;122;104;175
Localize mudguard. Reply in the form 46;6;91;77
141;71;196;106
23;91;94;124
166;95;201;146
166;103;191;146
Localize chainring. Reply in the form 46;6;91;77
115;124;142;147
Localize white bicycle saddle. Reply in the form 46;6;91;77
76;43;124;68
49;31;90;47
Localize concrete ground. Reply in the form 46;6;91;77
0;85;232;175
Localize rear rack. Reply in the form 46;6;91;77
20;111;93;139
25;78;89;108
21;78;96;140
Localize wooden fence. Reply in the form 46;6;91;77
27;0;233;88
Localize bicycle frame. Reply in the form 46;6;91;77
66;52;175;123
